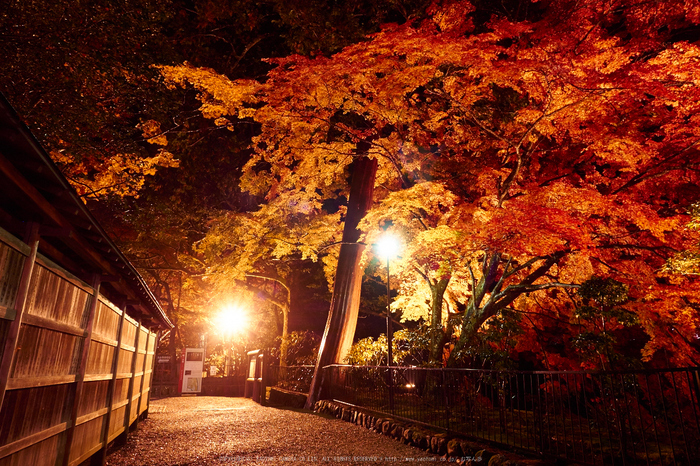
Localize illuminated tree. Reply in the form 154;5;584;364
193;210;342;366
160;0;700;368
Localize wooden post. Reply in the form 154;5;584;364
0;222;39;410
62;275;102;466
98;301;127;464
305;157;377;409
135;329;150;427
142;330;160;419
123;320;142;437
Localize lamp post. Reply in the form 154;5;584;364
377;233;399;413
377;234;400;364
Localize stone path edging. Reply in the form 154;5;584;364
312;400;548;466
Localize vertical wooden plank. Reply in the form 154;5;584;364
97;302;126;464
61;275;101;466
122;321;141;436
143;330;160;420
0;223;39;410
0;229;27;317
134;330;150;428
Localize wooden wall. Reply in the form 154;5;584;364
0;227;158;466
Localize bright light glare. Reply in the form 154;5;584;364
376;234;400;259
216;305;248;335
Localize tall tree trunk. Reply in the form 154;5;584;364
279;302;290;367
169;324;179;385
429;277;450;365
305;156;378;409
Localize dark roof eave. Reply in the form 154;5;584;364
0;93;173;329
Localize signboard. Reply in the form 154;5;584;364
181;347;204;394
248;356;257;379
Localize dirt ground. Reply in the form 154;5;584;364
105;397;441;465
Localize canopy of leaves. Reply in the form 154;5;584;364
0;0;431;196
1;0;435;358
162;0;700;368
665;202;700;275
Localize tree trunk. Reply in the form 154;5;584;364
429;277;450;365
169;324;179;386
305;156;378;409
279;303;290;367
447;253;501;367
241;275;292;366
447;251;565;367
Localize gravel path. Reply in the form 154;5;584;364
106;397;441;466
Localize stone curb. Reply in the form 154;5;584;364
313;400;550;466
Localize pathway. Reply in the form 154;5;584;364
105;397;441;466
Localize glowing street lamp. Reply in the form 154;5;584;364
376;234;400;261
216;305;249;336
215;305;248;376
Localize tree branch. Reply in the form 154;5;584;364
245;273;290;297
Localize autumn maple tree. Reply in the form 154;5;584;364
2;0;444;374
159;0;700;370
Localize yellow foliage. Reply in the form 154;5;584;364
138;119;168;146
156;5;700;366
50;150;179;199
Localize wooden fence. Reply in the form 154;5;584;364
0;227;158;466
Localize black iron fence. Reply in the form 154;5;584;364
323;365;700;465
267;365;315;393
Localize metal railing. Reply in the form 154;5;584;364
267;365;315;393
323;365;700;465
